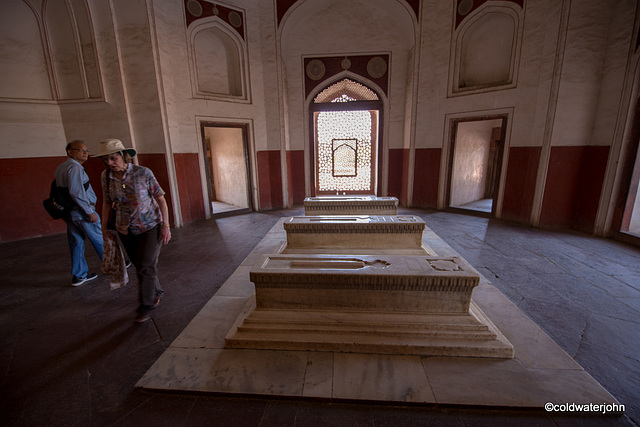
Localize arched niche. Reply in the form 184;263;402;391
451;4;523;96
1;0;102;102
67;0;101;98
0;0;52;100
44;0;102;101
45;0;84;99
188;19;247;101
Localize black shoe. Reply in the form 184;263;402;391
71;272;98;287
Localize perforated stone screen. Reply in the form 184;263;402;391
314;79;379;103
317;110;372;192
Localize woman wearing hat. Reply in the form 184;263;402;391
97;139;171;323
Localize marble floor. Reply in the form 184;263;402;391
212;200;248;215
453;198;493;213
1;207;639;426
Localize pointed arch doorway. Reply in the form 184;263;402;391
309;78;383;196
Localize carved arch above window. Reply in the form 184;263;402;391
450;3;524;97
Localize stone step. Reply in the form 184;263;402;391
242;309;492;331
225;302;514;358
226;329;513;358
236;324;497;340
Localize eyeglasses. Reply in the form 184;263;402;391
70;148;90;153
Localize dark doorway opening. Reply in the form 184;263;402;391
200;122;253;216
447;115;507;216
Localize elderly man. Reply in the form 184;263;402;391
55;140;103;286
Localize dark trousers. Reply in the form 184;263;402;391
118;224;164;313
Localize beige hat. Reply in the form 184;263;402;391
94;139;137;158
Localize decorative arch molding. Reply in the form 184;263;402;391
450;2;524;96
183;0;245;40
186;17;250;102
454;0;524;29
0;0;103;103
303;54;390;99
276;0;420;27
306;72;387;106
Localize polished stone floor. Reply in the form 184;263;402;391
1;207;638;426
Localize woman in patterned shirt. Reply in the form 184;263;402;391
97;139;172;323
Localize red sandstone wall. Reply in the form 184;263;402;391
0;144;613;242
173;153;205;224
286;150;305;205
257;150;283;210
411;148;441;209
0;154;184;243
388;148;409;205
501;146;541;224
1;157;66;241
0;156;109;242
539;146;609;232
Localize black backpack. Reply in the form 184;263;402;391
42;180;82;220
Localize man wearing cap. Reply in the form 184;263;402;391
55;140;103;286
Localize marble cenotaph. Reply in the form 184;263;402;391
279;215;435;255
226;214;514;358
304;195;398;216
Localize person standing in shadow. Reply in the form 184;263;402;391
55;140;103;287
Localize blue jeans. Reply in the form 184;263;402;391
65;213;104;279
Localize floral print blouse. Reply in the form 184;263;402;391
101;163;165;235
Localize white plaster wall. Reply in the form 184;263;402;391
57;0;135;153
589;1;637;147
47;3;85;100
0;103;66;158
206;127;248;208
510;0;564;149
0;1;52;100
109;0;165;154
416;0;563;150
280;0;416;152
0;0;132;158
551;1;614;147
150;0;272;154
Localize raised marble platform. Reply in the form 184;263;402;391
281;215;434;255
137;218;620;410
304;196;398;216
225;253;513;358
